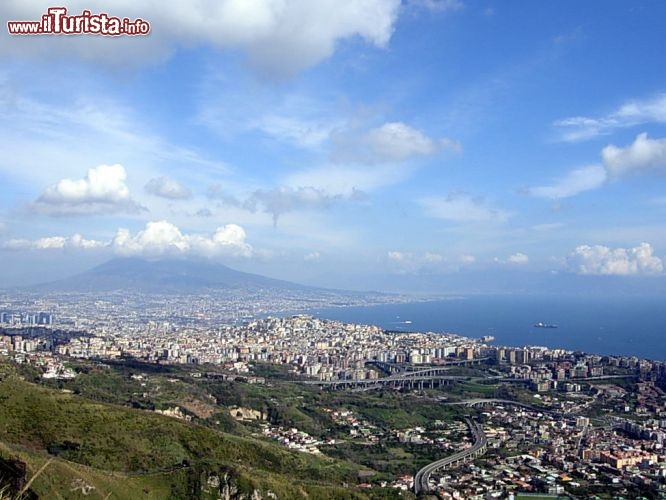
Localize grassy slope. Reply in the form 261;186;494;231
0;377;399;499
0;441;172;499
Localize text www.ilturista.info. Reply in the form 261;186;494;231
7;7;150;36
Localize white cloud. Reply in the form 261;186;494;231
32;164;143;216
568;242;664;276
493;252;529;265
333;121;461;164
112;221;252;258
507;252;529;264
0;0;402;77
386;251;422;274
385;250;461;274
0;81;228;193
387;251;409;262
527;133;666;201
553;116;616;143
2;233;104;251
145;176;193;200
234;121;451;219
554;93;666;142
601;133;666;176
424;252;443;263
527;165;607;199
614;94;666;123
1;221;253;258
420;193;510;223
366;122;441;160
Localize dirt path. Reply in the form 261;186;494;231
19;457;54;495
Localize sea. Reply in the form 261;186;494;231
303;294;666;362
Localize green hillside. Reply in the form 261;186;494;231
0;377;401;499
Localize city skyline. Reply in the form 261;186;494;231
1;1;666;291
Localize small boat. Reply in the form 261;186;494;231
534;322;557;329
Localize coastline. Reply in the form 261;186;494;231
296;294;666;362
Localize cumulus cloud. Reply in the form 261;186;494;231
333;121;461;164
568;242;663;276
494;253;529;265
554;93;666;142
387;251;409;262
112;221;252;258
526;165;607;199
2;221;253;258
144;176;192;199
420;193;510;223
249;118;459;195
386;251;418;274
32;164;143;216
507;253;529;264
1;233;105;251
0;0;401;77
527;133;666;201
601;133;666;176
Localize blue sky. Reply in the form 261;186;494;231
1;0;666;290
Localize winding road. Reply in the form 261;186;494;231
413;418;487;495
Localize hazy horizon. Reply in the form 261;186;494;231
1;255;664;298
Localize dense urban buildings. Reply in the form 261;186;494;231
3;290;666;497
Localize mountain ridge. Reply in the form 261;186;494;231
31;257;319;294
